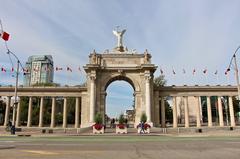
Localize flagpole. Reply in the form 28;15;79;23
216;73;219;85
205;73;208;85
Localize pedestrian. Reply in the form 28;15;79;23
112;118;115;128
140;121;145;134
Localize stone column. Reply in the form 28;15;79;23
27;97;32;127
228;96;236;127
63;97;67;128
89;76;96;123
172;96;178;128
161;97;166;128
184;96;189;128
196;96;201;128
154;91;160;126
145;75;151;123
217;96;224;127
16;97;21;127
38;97;44;127
75;97;80;128
207;96;212;127
50;97;56;128
4;96;11;126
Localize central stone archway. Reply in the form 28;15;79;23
104;78;135;124
83;51;157;127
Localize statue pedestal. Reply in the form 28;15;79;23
114;46;124;52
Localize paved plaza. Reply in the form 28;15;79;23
0;135;240;159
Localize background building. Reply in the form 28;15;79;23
24;55;54;86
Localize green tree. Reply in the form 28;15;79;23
154;75;167;87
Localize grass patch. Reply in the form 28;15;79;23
0;135;240;143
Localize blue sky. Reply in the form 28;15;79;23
1;0;240;117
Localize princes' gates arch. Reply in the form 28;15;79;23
83;49;156;127
0;29;239;129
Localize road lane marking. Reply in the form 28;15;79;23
22;150;58;155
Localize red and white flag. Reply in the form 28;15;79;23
203;69;207;74
56;67;63;71
67;66;72;72
0;31;10;41
1;67;6;72
160;68;164;75
23;68;29;73
193;69;196;75
225;68;230;75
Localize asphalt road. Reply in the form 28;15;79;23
0;136;240;159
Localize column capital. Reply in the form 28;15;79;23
145;74;151;81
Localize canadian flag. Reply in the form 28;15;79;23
67;66;72;72
1;67;6;72
56;67;63;71
160;69;163;75
203;69;207;74
193;69;196;75
225;68;230;75
0;31;10;41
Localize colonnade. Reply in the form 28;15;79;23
2;96;82;128
159;96;236;128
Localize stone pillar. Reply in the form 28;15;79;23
154;91;160;126
50;97;56;128
184;96;189;128
16;97;21;127
89;76;96;123
4;96;11;126
196;96;201;128
39;97;44;127
217;96;224;127
145;75;151;123
75;97;80;128
228;96;236;127
63;97;67;128
172;96;178;128
161;97;166;128
207;96;212;127
27;97;32;127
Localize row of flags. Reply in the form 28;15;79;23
0;66;83;74
160;68;230;75
0;66;231;76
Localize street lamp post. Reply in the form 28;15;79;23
228;46;240;123
7;50;23;134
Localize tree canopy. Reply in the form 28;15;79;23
153;75;167;87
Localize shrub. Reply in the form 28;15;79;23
94;113;103;124
118;114;125;124
140;113;147;123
